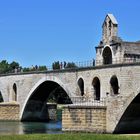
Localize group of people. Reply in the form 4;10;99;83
13;59;95;73
14;67;23;73
30;65;39;70
59;61;67;69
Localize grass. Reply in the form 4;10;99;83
0;134;140;140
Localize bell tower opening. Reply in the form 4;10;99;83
103;47;112;64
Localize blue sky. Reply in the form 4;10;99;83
0;0;140;67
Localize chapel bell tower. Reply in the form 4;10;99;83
102;14;118;45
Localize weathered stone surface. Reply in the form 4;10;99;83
0;14;140;133
0;102;20;121
0;64;140;132
62;105;106;133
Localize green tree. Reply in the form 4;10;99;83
52;61;60;70
22;67;30;72
0;60;10;74
38;66;47;71
65;62;77;69
9;61;20;71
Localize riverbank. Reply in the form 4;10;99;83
0;134;140;140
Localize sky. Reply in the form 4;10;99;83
0;0;140;67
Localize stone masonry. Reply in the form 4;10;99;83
62;105;106;133
0;14;140;133
0;102;20;121
96;14;140;66
0;63;140;132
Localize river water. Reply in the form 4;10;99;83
0;121;62;135
0;110;62;135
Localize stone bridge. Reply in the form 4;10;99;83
0;14;140;133
0;62;140;133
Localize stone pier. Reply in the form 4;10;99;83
62;105;106;133
0;102;20;121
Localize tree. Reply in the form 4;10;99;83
47;86;72;104
22;67;30;72
10;61;19;70
65;62;77;69
38;66;47;71
52;61;60;70
0;60;10;74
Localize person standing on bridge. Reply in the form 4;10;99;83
60;62;63;69
64;61;67;69
93;58;95;66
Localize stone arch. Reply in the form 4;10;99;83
77;78;84;96
102;46;112;64
114;93;140;133
110;75;119;95
12;83;17;101
92;77;100;100
20;77;72;120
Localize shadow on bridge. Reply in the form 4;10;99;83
114;93;140;134
21;81;72;122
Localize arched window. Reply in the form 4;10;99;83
13;83;17;101
78;78;84;96
92;77;100;100
103;47;112;65
110;75;119;95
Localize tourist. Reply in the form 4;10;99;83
64;61;67;68
60;62;63;69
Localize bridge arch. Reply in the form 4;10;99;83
20;77;73;120
102;46;113;65
114;92;140;133
77;77;84;96
92;77;100;100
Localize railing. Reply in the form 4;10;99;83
0;60;95;75
1;57;140;75
70;96;106;106
96;57;140;66
44;60;94;71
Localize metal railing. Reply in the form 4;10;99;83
70;96;106;106
1;57;140;75
96;57;140;66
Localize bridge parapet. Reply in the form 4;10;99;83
96;57;140;66
1;59;140;76
70;96;106;107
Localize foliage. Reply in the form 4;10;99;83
0;59;78;74
0;60;21;74
52;61;77;70
23;65;48;72
65;62;77;68
0;134;140;140
52;61;60;70
9;61;20;70
47;86;72;104
38;66;47;71
0;60;9;74
22;67;31;72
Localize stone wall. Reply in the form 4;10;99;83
62;105;106;133
0;102;20;121
0;63;140;132
47;103;57;121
